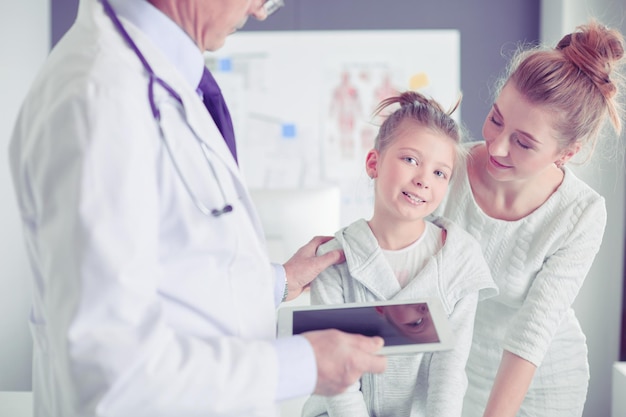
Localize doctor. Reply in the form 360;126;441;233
8;0;387;416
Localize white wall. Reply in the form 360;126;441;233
541;1;626;417
0;0;49;391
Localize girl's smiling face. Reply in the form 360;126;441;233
366;120;456;225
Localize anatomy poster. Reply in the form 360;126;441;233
207;30;460;225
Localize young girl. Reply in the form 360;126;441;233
435;21;625;417
302;91;498;417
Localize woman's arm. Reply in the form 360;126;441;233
482;350;537;417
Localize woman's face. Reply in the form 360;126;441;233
481;83;565;182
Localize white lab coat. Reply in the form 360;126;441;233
9;1;284;416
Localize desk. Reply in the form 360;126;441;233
0;391;32;417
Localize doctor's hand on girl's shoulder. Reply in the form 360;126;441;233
304;329;387;396
282;236;345;301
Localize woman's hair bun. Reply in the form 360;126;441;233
556;20;624;99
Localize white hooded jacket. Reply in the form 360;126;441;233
303;217;498;417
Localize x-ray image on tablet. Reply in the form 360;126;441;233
277;298;455;355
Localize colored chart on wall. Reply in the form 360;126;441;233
207;30;460;226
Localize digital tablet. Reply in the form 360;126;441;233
277;297;455;355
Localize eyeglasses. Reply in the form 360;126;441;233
263;0;285;16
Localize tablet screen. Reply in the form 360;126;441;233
277;298;454;354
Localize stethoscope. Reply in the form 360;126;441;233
101;0;234;217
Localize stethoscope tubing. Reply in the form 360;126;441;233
100;0;233;217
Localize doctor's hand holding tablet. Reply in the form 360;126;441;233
301;329;387;396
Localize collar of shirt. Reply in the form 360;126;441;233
107;0;205;92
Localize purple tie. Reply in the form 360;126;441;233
198;67;238;163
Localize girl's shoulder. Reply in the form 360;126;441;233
429;216;499;302
316;218;374;256
429;217;480;252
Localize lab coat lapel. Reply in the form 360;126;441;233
178;87;241;176
112;11;242;182
158;68;267;237
95;4;264;238
178;88;268;235
177;86;267;237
